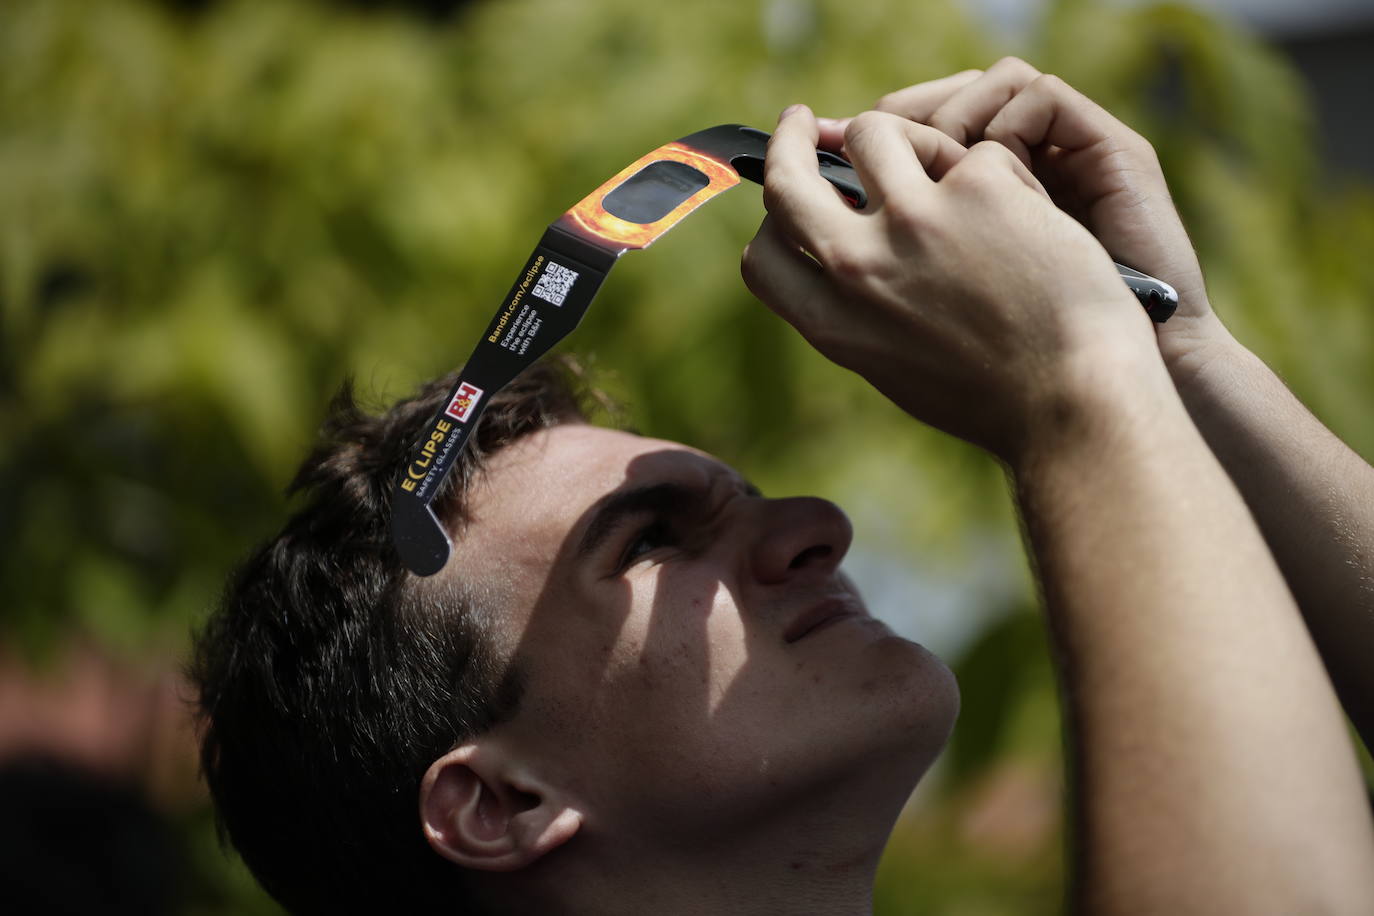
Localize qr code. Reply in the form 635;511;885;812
532;261;578;307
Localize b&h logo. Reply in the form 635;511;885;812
444;382;484;423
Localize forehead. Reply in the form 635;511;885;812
474;422;713;509
456;424;727;568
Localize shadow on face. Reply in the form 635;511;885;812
465;427;960;854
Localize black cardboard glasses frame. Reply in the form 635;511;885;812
390;124;1178;576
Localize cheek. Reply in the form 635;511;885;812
609;577;751;717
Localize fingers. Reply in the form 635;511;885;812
978;140;1050;199
891;58;1149;174
841;111;959;206
764;104;858;259
835;111;934;205
837;68;981;159
740;214;839;339
872;59;1146;162
874;69;984;122
923;56;1042;146
946;140;1050;198
983;73;1148;170
815;116;850;154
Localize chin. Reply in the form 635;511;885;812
797;648;960;828
854;637;961;773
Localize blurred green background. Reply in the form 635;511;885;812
3;0;1372;912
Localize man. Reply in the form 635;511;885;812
192;59;1374;914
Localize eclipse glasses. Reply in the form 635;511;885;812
391;124;1179;576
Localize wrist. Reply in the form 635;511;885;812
1004;326;1180;478
1156;307;1240;396
1161;314;1281;445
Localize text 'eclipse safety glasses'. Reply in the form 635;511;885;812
391;124;1179;576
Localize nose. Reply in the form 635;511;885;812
748;497;854;585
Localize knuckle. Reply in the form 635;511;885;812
945;145;1008;193
943;168;988;196
1129;130;1161;163
818;242;871;284
927;108;968;144
969;138;1011;159
981;117;1011;145
991;56;1041;80
1030;72;1067;96
844;109;892;145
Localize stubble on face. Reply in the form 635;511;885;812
449;424;960;842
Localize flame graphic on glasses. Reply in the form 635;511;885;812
555;142;741;251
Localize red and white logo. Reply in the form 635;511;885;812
444;382;485;423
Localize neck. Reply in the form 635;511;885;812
562;819;884;916
507;760;921;916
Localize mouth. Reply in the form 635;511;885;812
783;595;866;644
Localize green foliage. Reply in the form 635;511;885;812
2;0;1370;912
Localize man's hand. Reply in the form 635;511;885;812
856;57;1225;381
863;59;1374;747
745;75;1374;914
743;104;1154;465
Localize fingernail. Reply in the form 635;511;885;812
778;103;807;123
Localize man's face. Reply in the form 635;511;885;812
454;424;958;849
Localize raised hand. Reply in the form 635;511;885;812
859;58;1222;377
744;103;1156;464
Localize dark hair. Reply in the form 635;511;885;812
190;357;589;915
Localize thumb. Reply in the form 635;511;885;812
742;214;843;343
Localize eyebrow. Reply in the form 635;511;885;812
573;474;765;564
575;482;696;562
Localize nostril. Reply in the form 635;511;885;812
789;544;833;570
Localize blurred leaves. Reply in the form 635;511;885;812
943;608;1059;795
2;0;1372;912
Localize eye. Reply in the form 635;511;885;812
619;518;677;570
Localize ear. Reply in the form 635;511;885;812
419;743;582;872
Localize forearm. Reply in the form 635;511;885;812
1012;346;1374;914
746;99;1374;910
1168;318;1374;743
